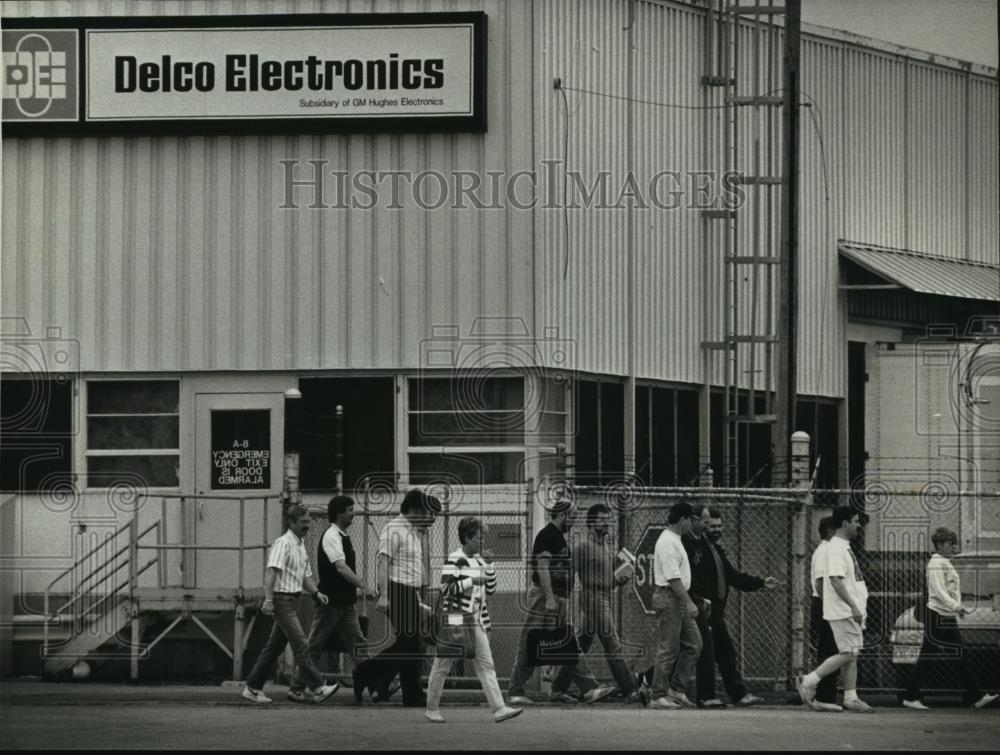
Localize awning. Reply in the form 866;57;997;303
838;240;1000;302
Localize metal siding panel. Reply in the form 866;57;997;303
968;78;999;265
907;63;966;260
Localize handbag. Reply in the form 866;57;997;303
421;582;476;659
526;623;581;667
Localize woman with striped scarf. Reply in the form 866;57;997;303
425;516;523;724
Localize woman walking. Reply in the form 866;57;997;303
901;527;997;710
425;516;523;723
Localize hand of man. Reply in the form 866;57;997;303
851;607;864;623
418;602;433;615
376;595;390;614
314;591;329;606
364;586;379;600
261;597;274;616
686;601;700;619
763;577;779;590
544;596;558;614
958;606;969;617
615;574;631;587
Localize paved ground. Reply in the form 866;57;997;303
1;681;997;750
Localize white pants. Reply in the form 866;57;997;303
426;622;505;713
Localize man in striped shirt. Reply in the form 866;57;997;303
425;516;523;723
241;505;339;704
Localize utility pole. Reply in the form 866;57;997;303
774;0;801;485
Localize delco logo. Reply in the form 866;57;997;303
2;30;78;121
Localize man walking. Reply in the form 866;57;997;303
287;495;378;703
692;507;777;707
353;489;439;707
508;498;616;705
647;501;702;710
797;506;874;713
556;504;637;701
809;515;841;712
241;505;339;704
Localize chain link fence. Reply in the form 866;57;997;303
812;488;1000;699
296;485;533;687
280;483;998;699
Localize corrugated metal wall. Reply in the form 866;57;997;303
2;0;997;396
1;0;537;373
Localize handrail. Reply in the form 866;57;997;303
44;493;278;662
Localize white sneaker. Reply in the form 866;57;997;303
737;694;764;706
842;698;875;713
700;698;726;708
309;683;340;703
810;701;843;712
582;685;616;704
649;696;681;710
508;695;534;706
241;685;272;704
666;689;696;708
972;693;998;709
494;706;523;723
424;711;446;723
902;699;930;710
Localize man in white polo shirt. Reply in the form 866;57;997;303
798;506;873;713
647;501;702;711
241;505;339;704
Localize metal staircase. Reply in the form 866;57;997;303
701;0;786;485
42;495;274;680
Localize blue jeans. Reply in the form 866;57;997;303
651;589;701;698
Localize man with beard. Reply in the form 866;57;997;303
508;498;616;705
689;506;778;707
553;503;637;701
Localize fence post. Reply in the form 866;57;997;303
788;431;812;688
282;388;303;510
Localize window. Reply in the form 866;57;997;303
635;385;701;486
299;377;395;491
86;380;179;488
408;377;526;485
0;375;73;492
573;379;625;485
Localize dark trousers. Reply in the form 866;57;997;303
290;603;370;693
904;609;982;704
693;605;748;703
245;594;324;691
810;596;839;704
354;581;424;704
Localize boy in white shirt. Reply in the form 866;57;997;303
798;506;873;713
901;527;998;710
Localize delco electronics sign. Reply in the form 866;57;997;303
1;13;487;135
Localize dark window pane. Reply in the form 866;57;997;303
408;452;524;485
87;416;179;450
299;377;395;491
676;390;701;486
1;376;73;492
409;412;525;446
599;382;625;483
574;380;599;479
88;381;178;414
635;387;650;484
87;455;179;488
652;387;677;486
409;377;524;412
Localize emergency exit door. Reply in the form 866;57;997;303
191;393;283;589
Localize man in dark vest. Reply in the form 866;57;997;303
288;495;378;703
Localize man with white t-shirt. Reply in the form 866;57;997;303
647;501;702;710
798;506;874;713
808;516;841;712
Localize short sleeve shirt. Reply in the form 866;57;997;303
653;529;691;590
809;540;829;599
822;536;868;620
322;524;348;564
531;523;573;598
267;529;312;593
377;515;423;587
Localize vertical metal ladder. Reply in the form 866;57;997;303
702;1;786;486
